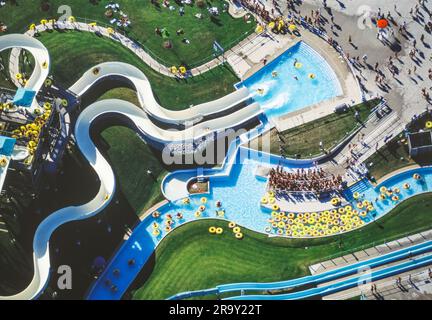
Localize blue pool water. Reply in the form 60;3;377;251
239;41;343;119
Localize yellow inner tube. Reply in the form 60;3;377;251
200;197;207;204
233;227;241;234
272;204;280;211
209;227;216;234
228;222;236;228
235;233;244;239
295;62;303;69
403;183;410;189
215;227;223;234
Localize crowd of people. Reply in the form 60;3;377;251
238;0;272;23
268;166;344;194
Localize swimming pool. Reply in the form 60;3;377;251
238;41;343;119
88;160;432;299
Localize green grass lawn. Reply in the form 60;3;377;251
366;134;415;181
250;99;379;159
36;31;239;109
0;0;255;66
132;193;432;300
100;126;167;215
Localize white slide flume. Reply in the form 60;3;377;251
69;62;251;125
0;34;50;97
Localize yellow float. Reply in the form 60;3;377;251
0;157;7;168
294;62;303;69
255;25;264;33
235;233;244;240
288;24;297;31
208;227;216;234
170;66;178;74
272;204;280;211
268;197;276;204
268;21;276;29
426;121;432;129
194;211;201;218
215;227;223;235
233;227;241;234
331;198;340;206
179;66;187;74
353;192;360;200
380;186;387;193
15;73;22;80
403;183;410;189
308;73;316;79
261;197;268;204
152;229;160;236
392;195;399;202
413;173;421;180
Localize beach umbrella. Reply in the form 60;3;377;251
377;18;388;29
29;24;36;31
268;21;275;29
107;27;114;34
40;19;48;25
68;16;76;23
88;22;97;27
289;24;297;31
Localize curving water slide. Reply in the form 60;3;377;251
0;34;50;106
0;34;262;299
69;62;251;125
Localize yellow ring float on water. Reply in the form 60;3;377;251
272;204;280;211
277;229;283;235
261;197;268;204
182;197;190;204
200;197;207;204
413;173;421;180
295;62;303;69
152;229;160;236
392;195;399;202
194;211;201;218
268;197;276;204
308;73;316;79
353;192;360;200
199;205;206;212
403;183;411;189
380;186;387;193
394;188;400;194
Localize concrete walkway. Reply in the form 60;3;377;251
8;19;262;83
309;229;432;275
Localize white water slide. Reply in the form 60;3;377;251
0;34;260;299
70;61;251;125
0;34;50;104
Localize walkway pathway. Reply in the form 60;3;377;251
8;19;263;84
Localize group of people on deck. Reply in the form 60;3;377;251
268;166;344;194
